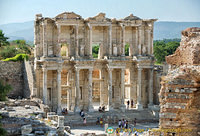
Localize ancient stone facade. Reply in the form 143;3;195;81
34;12;158;113
159;27;200;135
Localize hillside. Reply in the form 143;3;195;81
0;21;200;42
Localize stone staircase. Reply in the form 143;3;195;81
64;109;159;128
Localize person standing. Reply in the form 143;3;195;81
127;100;130;109
118;120;122;128
131;99;134;108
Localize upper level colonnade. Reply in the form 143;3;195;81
34;12;157;60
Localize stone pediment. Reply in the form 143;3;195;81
123;14;141;21
87;13;111;22
55;12;82;20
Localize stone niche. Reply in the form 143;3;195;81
159;27;200;136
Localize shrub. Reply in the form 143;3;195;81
0;46;17;59
0;80;12;101
3;54;29;61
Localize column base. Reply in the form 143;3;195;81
120;104;126;112
57;106;62;114
148;104;154;109
88;105;94;112
136;103;143;110
74;106;81;113
107;105;113;111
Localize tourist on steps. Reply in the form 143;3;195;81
131;99;134;108
127;100;130;109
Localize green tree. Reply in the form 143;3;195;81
0;46;17;59
92;45;99;58
125;44;129;56
153;39;180;64
0;30;9;47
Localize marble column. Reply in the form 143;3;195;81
57;24;61;57
42;22;47;57
147;29;151;55
88;24;93;58
138;26;142;55
57;69;62;114
120;68;126;111
88;68;94;112
135;27;138;55
74;68;81;112
75;25;79;58
42;68;48;104
136;67;143;110
100;69;104;106
121;25;125;56
67;89;71;110
108;68;113;110
148;68;154;109
108;25;112;56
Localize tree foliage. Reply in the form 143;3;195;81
0;39;31;60
154;39;180;64
125;44;129;56
0;30;9;47
92;45;99;58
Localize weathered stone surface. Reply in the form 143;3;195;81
21;124;32;135
0;61;24;98
159;27;200;136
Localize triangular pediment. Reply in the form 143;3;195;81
55;12;82;20
87;13;111;22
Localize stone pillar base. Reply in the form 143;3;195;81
148;104;154;109
107;106;113;111
74;106;81;113
120;104;126;112
88;105;94;112
57;107;62;115
136;103;143;110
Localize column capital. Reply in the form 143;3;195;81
75;68;80;72
57;68;62;73
88;23;92;30
108;68;113;72
42;68;47;72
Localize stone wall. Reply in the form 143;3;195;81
0;61;24;98
159;27;200;135
23;60;35;98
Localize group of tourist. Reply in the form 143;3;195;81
126;99;134;109
118;119;129;129
61;108;68;115
98;106;105;112
96;117;104;127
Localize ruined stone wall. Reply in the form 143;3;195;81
0;61;24;98
159;27;200;135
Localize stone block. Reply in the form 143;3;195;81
21;124;32;135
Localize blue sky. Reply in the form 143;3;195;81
0;0;200;25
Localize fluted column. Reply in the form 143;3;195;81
108;68;113;110
57;24;61;57
74;68;81;112
108;25;112;56
138;26;142;55
88;68;94;112
75;25;79;58
148;68;154;109
100;69;104;106
120;68;126;111
121;24;125;56
136;67;143;110
42;22;47;57
88;24;93;58
42;68;48;104
135;27;138;55
57;69;62;114
147;29;151;55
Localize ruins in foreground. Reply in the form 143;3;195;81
159;27;200;136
